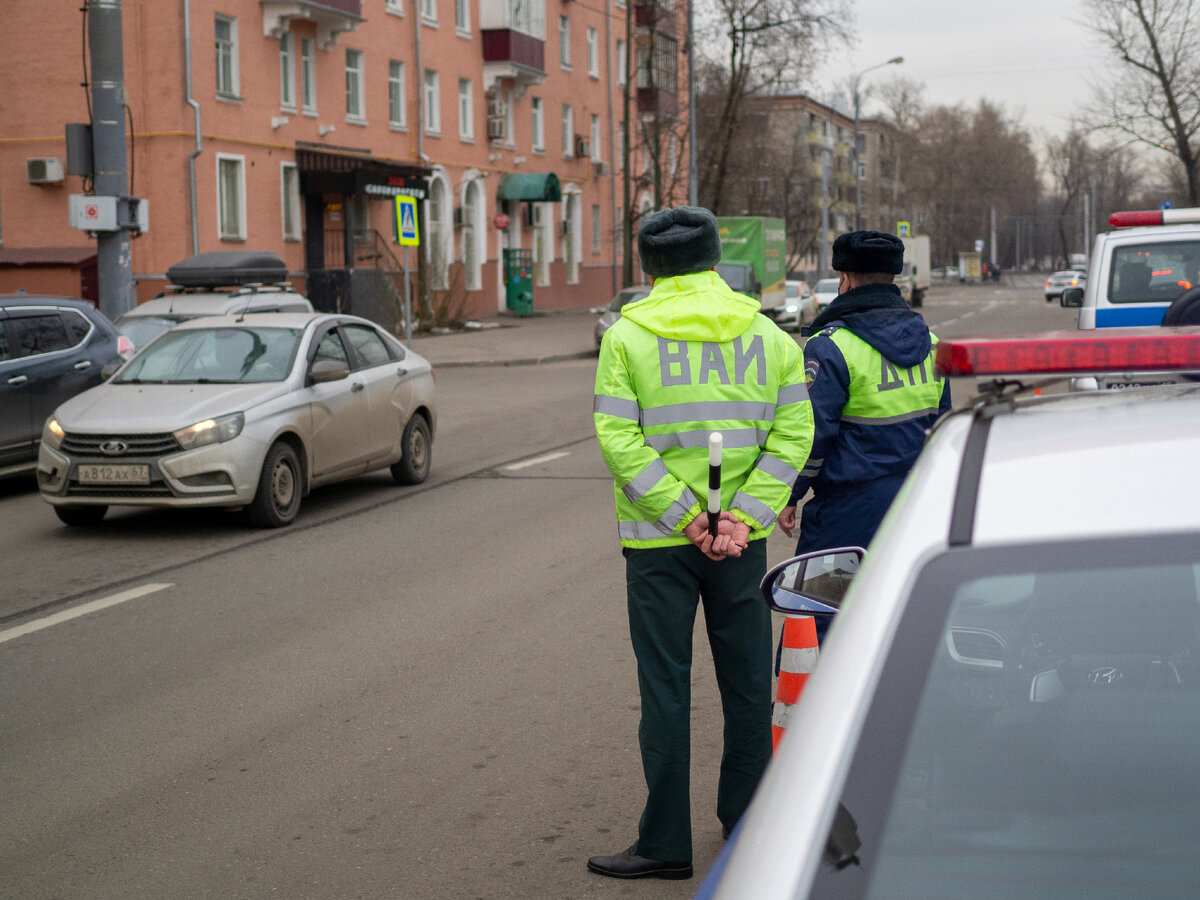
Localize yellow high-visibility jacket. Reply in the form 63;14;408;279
594;270;815;548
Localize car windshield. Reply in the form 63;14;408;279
113;326;302;384
1108;240;1200;304
817;537;1200;898
609;290;650;312
816;278;839;292
115;315;184;350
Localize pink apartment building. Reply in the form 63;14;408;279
0;0;689;323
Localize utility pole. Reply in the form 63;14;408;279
89;0;135;320
819;146;831;279
686;0;697;207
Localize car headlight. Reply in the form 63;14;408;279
784;304;799;313
174;412;245;451
43;418;65;450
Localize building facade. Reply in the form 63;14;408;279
0;0;690;325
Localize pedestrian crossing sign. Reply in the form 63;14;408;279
395;196;419;246
897;221;910;237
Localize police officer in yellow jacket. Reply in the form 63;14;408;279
778;230;950;586
587;207;814;880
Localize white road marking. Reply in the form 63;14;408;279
0;583;174;646
504;451;570;471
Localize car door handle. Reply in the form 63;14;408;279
351;381;365;392
74;360;92;371
7;375;28;386
397;367;408;377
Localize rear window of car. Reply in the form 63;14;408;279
1107;240;1200;304
814;535;1200;899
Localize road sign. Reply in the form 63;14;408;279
897;221;910;237
1161;200;1174;210
975;238;985;252
395;195;419;246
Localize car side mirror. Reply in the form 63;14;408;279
1060;286;1085;308
760;547;865;616
310;359;350;383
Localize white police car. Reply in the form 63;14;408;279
697;329;1200;899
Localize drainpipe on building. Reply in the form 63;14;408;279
183;0;201;255
604;0;618;294
413;15;432;325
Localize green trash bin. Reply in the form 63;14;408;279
503;248;534;317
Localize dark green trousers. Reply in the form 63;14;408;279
624;538;772;862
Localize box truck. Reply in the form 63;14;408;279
902;234;931;307
716;216;788;314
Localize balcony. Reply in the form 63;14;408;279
261;0;362;49
634;1;675;34
481;29;546;94
637;87;677;118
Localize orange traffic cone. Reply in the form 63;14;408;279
772;615;819;752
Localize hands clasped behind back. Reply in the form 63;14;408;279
683;511;752;561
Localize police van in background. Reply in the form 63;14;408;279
1062;206;1200;387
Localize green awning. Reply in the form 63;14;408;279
497;172;561;202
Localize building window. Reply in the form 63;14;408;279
504;88;515;147
386;0;403;13
531;97;544;151
301;37;316;113
217;154;246;240
422;0;437;24
590;113;601;162
562;104;573;157
636;33;678;92
389;60;407;128
427;175;449;289
533;204;552;286
668;133;678;177
455;0;470;33
281;163;301;241
616;205;623;256
616;39;626;87
507;0;546;38
345;49;365;121
279;32;295;110
458;78;474;140
587;27;598;77
618;120;626;170
214;15;239;97
462;180;484;291
424;69;441;134
558;16;570;68
563;191;580;283
591;204;601;255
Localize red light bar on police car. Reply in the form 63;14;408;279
1109;207;1200;227
935;328;1200;378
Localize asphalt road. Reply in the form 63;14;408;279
0;278;1078;898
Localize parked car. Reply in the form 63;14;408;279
594;286;651;347
37;312;435;528
763;280;818;332
116;250;311;351
812;277;840;311
1043;269;1086;302
1;295;132;479
697;328;1200;899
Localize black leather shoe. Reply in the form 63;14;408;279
587;844;693;880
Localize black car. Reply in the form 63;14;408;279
0;296;130;477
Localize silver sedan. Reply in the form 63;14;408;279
37;313;435;528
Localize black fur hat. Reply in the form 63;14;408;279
637;206;723;277
832;230;905;275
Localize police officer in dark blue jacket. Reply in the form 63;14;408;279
778;231;951;584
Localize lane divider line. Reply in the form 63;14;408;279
504;451;570;471
0;583;174;646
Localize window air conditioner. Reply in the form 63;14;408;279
593;161;608;175
27;157;65;184
487;118;506;140
486;97;506;118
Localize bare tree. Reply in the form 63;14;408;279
1082;0;1200;204
693;0;849;213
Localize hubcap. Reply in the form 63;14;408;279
273;460;296;509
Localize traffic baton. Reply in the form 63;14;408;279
708;432;723;537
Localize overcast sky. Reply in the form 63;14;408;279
826;0;1103;139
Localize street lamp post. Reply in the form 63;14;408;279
853;56;903;231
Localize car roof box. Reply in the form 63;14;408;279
167;251;288;288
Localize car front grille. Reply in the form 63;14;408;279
61;432;181;458
65;484;175;498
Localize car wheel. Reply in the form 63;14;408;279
1161;286;1200;325
54;505;107;527
391;414;431;485
247;442;302;528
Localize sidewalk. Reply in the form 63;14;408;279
407;308;600;368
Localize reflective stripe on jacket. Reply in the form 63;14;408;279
594;270;815;549
789;322;950;504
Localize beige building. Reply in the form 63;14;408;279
0;0;689;323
